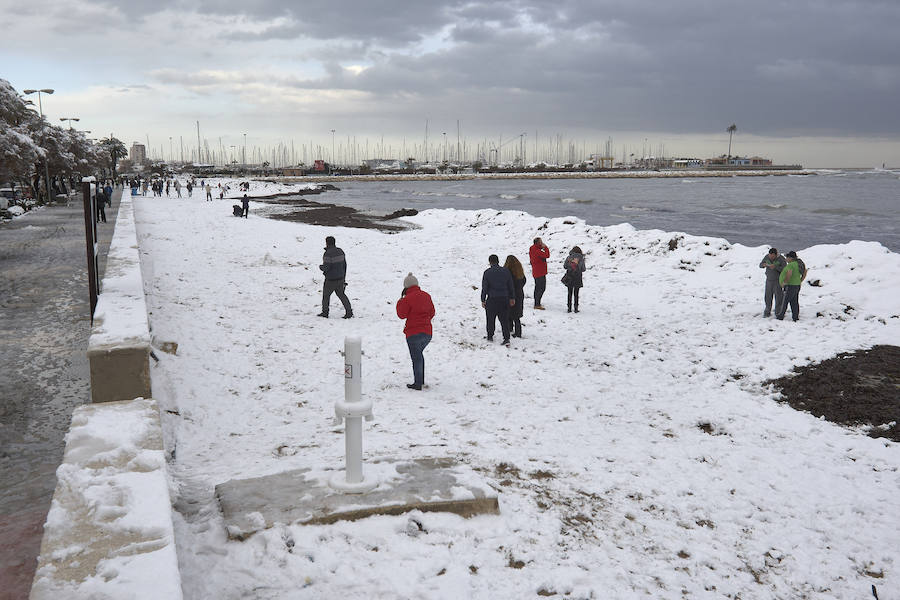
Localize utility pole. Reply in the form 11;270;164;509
196;122;201;166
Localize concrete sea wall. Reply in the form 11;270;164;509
30;194;183;599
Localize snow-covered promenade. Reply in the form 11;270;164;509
131;182;899;599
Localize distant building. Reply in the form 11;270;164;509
130;143;146;164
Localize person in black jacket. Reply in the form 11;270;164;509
95;186;107;223
562;246;586;313
504;255;526;338
318;236;353;318
481;254;515;345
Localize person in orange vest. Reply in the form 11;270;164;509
396;273;435;390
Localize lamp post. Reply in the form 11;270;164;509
23;88;54;203
242;133;247;171
60;116;79;130
442;132;447;163
330;129;336;173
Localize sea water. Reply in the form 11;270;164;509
324;170;900;252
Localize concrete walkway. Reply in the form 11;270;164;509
0;188;120;600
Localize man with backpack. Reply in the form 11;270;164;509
777;251;806;321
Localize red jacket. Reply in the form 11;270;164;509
396;286;435;337
529;243;550;277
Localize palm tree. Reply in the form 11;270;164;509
726;124;737;160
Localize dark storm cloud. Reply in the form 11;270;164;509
296;0;900;136
26;0;898;137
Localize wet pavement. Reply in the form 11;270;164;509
0;189;119;600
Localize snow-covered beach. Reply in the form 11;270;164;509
133;180;899;599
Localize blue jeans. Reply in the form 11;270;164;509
406;333;432;386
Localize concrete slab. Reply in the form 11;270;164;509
216;457;500;540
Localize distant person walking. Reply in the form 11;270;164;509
481;254;515;345
205;183;212;201
396;273;435;390
562;246;586;313
241;194;249;218
529;237;550;309
504;255;526;338
186;181;193;197
777;251;806;321
759;247;786;317
174;180;182;198
318;236;353;319
95;186;107;223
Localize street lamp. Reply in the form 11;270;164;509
442;132;447;163
242;133;247;170
60;116;80;130
330;129;336;173
23;88;54;203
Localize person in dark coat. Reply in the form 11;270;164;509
95;186;107;223
396;273;435;390
562;246;586;313
318;236;353;318
481;254;515;345
504;255;526;338
241;194;249;218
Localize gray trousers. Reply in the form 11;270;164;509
322;278;352;316
764;278;784;316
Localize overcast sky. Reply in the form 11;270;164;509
3;0;899;167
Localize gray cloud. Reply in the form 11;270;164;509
2;0;898;152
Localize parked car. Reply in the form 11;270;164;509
1;188;17;209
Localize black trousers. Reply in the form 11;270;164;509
777;285;800;321
322;279;352;316
485;297;511;341
534;275;546;306
566;285;580;310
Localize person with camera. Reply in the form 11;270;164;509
529;237;550;309
396;273;435;390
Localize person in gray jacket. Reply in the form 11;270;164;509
318;236;353;318
759;248;786;317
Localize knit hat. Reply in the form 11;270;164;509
403;272;419;289
786;250;797;258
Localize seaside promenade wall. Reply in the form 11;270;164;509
30;194;183;599
86;193;152;403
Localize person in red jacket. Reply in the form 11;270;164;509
529;237;550;309
396;273;435;390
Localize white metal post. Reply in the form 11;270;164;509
330;336;377;493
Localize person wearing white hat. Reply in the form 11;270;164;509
396;273;435;390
